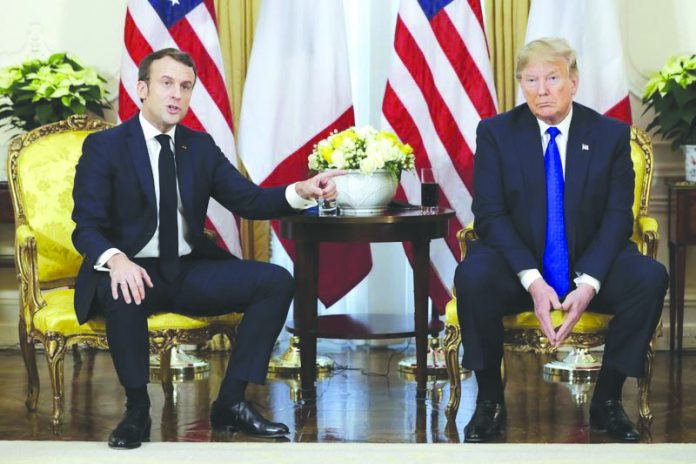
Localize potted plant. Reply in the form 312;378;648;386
643;54;696;182
0;52;110;131
308;126;415;213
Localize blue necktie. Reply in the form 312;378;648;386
543;127;569;298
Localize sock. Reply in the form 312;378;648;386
216;378;248;407
592;365;626;403
475;368;504;403
125;386;150;410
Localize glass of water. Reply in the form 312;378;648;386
318;196;338;216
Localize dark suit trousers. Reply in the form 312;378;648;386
94;255;294;389
454;241;668;378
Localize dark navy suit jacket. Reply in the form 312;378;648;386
471;102;636;284
72;115;295;323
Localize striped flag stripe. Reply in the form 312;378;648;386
398;6;481;154
394;18;475;192
383;0;496;313
430;12;496;118
382;87;468;258
466;0;485;31
386;57;475;228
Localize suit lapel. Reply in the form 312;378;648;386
564;103;592;258
127;118;157;208
174;126;195;223
516;106;547;256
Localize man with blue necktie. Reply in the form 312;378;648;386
72;48;342;449
454;38;668;443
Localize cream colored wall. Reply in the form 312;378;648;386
619;0;696;348
0;0;694;348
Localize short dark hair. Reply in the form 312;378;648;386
137;48;197;83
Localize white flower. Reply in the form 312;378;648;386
332;149;347;169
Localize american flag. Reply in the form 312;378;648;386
382;0;497;313
119;0;242;256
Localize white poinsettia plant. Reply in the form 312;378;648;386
308;126;415;176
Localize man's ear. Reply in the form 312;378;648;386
136;80;148;102
570;74;579;97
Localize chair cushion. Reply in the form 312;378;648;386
32;288;243;337
444;297;612;334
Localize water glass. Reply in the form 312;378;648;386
318;196;338;216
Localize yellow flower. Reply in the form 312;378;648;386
318;140;333;164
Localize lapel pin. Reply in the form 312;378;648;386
181;145;187;150
582;144;589;151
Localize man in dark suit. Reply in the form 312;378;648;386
72;48;341;449
454;38;668;443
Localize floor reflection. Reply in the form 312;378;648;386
0;343;694;443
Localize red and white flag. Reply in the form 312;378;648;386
382;0;498;313
119;0;242;255
521;0;632;123
238;0;372;307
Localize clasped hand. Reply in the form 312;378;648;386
529;278;596;347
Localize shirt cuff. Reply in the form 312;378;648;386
574;273;601;294
94;248;122;272
285;183;317;210
518;269;542;291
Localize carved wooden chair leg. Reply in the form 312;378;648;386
638;335;656;425
18;319;39;411
72;343;82;366
444;323;462;421
160;347;174;401
44;334;67;426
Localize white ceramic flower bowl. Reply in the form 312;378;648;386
333;169;398;215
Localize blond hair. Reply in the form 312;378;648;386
515;38;578;80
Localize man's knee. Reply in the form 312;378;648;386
454;257;499;296
269;264;294;295
635;258;669;298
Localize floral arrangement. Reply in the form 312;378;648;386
643;54;696;150
308;126;415;175
0;53;110;131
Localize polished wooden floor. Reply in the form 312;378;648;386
0;342;694;443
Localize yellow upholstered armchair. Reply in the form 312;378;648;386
8;115;242;425
444;127;660;424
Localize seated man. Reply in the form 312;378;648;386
72;48;341;449
454;38;668;443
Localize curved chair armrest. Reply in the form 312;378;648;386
15;225;47;329
456;222;477;261
637;215;660;260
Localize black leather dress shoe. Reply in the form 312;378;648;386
464;400;506;443
108;407;151;450
210;400;290;437
590;399;640;442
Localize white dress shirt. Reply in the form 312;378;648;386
95;113;314;270
517;108;601;294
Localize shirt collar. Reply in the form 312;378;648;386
536;105;573;138
139;112;177;142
